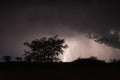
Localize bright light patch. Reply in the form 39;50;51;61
62;35;120;62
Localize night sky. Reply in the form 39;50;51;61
0;0;120;62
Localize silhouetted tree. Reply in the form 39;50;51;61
89;30;120;48
3;56;12;62
24;35;68;63
15;57;22;62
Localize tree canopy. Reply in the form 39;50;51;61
24;35;68;63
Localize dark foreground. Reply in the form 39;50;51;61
0;62;120;80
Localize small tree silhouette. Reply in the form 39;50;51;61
15;57;22;62
3;56;12;62
24;35;68;63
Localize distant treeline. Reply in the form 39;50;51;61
1;55;120;64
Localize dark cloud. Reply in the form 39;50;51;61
0;0;120;61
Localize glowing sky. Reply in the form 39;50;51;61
62;35;120;62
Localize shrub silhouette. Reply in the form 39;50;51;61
15;57;22;62
89;56;98;60
24;35;68;63
73;56;105;64
3;56;12;62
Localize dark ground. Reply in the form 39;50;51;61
0;61;120;80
